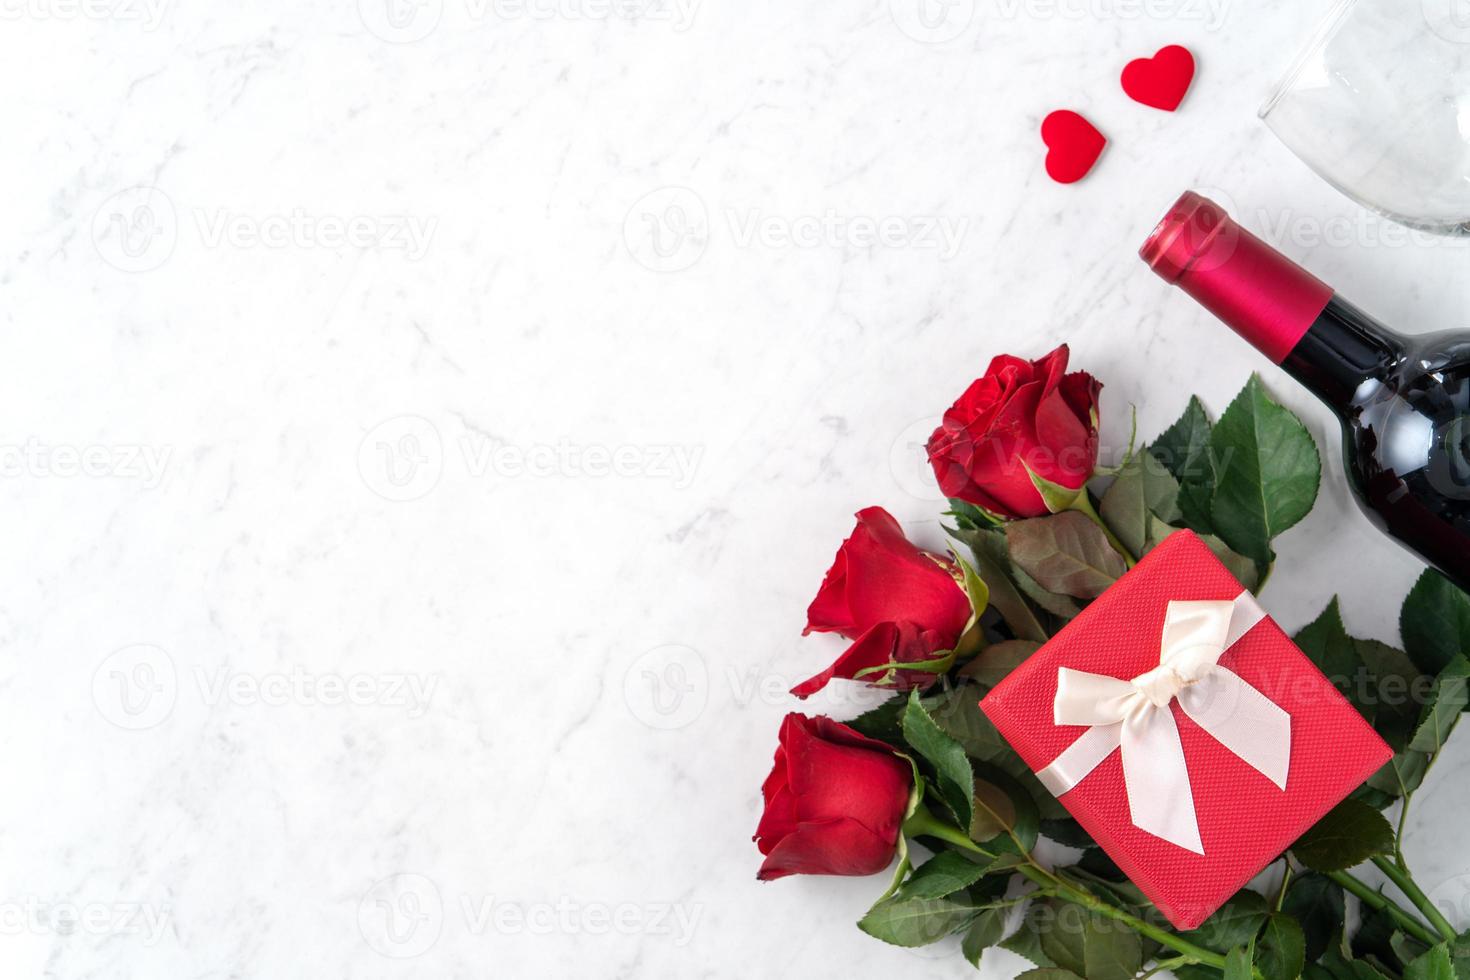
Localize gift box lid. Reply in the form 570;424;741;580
981;529;1392;930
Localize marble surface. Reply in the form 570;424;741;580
4;0;1470;976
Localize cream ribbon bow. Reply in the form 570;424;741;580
1034;592;1291;854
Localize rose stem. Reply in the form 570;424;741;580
902;806;1227;970
1326;869;1443;947
1369;855;1458;943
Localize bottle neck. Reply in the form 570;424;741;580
1141;192;1335;364
1282;297;1404;409
1140;191;1403;409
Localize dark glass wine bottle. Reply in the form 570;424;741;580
1140;190;1470;592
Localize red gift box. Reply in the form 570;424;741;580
980;530;1392;930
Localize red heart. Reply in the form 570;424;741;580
1122;44;1195;112
1041;110;1106;185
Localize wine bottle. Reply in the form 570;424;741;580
1140;190;1470;592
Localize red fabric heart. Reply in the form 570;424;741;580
1041;110;1106;185
1122;44;1195;112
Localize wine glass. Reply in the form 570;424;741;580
1259;0;1470;235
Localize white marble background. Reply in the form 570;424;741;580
3;0;1470;976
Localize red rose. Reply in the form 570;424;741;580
754;713;913;881
793;507;972;698
927;344;1102;519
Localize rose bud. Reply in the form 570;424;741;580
793;507;972;698
927;344;1102;519
754;713;913;881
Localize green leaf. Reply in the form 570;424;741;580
1025;464;1085;514
1181;890;1269;952
1100;451;1182;558
1401;570;1470;676
1006;511;1128;599
1391;931;1430;971
903;690;974;830
970;763;1040;854
1367;749;1430;799
961;907;1010;968
1282;872;1346;962
857;893;978;947
1038;901;1089;975
1292;798;1394;871
951;526;1049;643
1225;946;1255;980
1257;913;1307;980
1409;656;1470;752
1016;972;1086;980
1357;638;1424;729
1012;562;1087;619
1001;903;1058;968
844;696;906;746
1447;928;1470;978
1208;374;1321;563
1404;944;1456;980
895;851;988;901
1150;395;1218;533
1295;599;1362;707
922;684;1013;763
1082;914;1143;980
959;640;1042;689
1198;531;1263;592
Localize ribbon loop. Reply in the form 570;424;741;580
1034;590;1289;854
